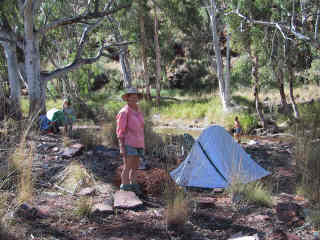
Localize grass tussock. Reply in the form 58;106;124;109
164;184;190;231
228;181;273;208
74;196;93;218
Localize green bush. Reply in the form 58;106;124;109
308;59;320;86
231;54;252;89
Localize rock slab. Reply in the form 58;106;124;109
113;191;143;209
92;200;113;215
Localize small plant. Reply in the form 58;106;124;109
74;196;93;218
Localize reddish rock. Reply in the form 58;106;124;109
114;167;171;196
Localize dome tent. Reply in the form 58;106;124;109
170;125;270;189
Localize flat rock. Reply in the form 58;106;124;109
78;187;96;196
96;183;115;195
113;191;143;209
61;144;84;158
228;233;259;240
195;197;216;209
92;200;113;215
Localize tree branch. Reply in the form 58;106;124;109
42;41;132;82
38;3;130;35
75;17;105;60
230;9;314;42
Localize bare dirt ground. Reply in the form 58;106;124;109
0;126;317;240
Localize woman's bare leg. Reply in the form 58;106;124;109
121;156;130;186
128;156;140;184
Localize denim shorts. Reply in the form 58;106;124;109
125;145;144;157
235;127;242;134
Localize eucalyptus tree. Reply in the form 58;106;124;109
206;0;231;112
0;0;131;116
138;0;151;99
228;0;320;120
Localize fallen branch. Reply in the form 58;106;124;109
149;96;180;102
269;133;295;138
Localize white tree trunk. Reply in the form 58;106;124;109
119;51;132;88
24;2;46;115
208;0;230;111
154;6;161;106
140;10;151;100
108;16;132;88
315;8;320;40
1;41;22;119
225;29;231;106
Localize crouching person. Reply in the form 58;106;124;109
116;88;144;195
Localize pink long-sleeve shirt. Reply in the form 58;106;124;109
116;105;145;148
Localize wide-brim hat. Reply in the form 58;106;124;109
121;87;143;101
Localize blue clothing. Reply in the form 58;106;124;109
39;115;51;131
124;145;144;157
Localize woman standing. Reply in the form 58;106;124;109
116;88;144;194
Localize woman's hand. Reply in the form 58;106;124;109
119;145;126;157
